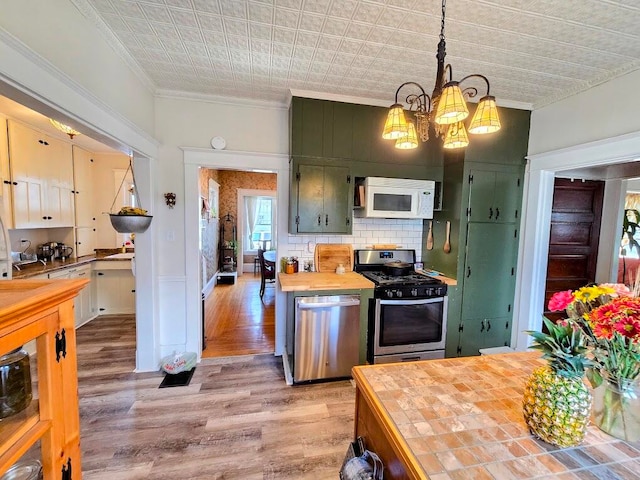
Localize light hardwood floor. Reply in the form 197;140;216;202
76;314;355;479
203;273;275;358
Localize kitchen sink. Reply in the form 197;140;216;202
104;252;135;259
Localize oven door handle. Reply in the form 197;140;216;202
379;298;444;306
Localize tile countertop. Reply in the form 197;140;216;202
352;352;640;479
11;249;134;279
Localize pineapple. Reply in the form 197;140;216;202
522;317;593;448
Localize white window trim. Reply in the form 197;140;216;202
237;188;277;273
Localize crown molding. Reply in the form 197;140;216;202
69;0;156;94
289;89;533;111
155;89;288;109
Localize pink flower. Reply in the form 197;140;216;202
548;290;575;312
613;317;640;341
600;283;632;297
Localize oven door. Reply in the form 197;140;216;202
373;296;447;357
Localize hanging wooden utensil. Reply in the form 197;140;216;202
426;221;434;250
443;221;451;254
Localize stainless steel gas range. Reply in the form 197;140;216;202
354;249;448;364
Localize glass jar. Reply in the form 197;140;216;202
592;376;640;442
0;347;33;419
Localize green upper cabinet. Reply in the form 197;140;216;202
468;168;521;223
289;97;442;181
290;158;352;234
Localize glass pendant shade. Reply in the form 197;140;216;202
49;119;81;139
434;82;469;125
395;121;419;149
443;122;469;149
382;104;409;139
468;96;501;135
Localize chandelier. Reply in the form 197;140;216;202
49;119;81;139
382;0;501;150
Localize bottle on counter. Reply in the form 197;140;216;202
292;257;299;273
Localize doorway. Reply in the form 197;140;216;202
184;150;289;360
201;170;277;358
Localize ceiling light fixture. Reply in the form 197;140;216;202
49;119;81;139
382;0;501;150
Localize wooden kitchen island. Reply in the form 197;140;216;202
353;352;640;479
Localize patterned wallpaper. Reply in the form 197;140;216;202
199;168;219;286
218;170;277;222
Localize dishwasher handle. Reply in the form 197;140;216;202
296;297;360;309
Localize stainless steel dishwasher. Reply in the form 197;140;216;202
294;295;360;383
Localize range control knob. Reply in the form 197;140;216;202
396;290;403;298
411;288;418;297
385;290;394;298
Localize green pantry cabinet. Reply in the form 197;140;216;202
455;165;522;356
428;107;531;358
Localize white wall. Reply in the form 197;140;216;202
529;69;640;156
155;96;289;359
0;0;155;134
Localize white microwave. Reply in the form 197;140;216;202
357;177;436;219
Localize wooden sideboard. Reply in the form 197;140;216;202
0;279;88;479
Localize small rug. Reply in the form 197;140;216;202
159;368;195;388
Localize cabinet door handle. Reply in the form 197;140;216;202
495;207;500;220
325;214;328;226
317;215;321;225
489;207;493;219
487;319;491;331
12;181;18;185
97;272;104;276
480;320;485;332
466;266;471;278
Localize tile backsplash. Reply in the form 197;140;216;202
286;217;424;270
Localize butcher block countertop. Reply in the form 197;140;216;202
278;271;374;291
352;352;640;479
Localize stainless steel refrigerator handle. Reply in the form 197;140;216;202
298;300;360;309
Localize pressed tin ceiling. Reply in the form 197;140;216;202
77;0;640;109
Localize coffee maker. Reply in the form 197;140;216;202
36;242;56;262
53;244;73;260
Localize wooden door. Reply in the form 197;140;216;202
544;178;604;320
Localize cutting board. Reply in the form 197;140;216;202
314;244;354;273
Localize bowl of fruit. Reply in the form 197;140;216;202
109;207;152;233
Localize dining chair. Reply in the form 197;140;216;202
258;249;276;298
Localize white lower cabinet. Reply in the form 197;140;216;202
92;261;135;315
47;264;94;327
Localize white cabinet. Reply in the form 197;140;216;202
47;264;94;327
75;227;96;257
7;121;74;228
73;146;96;257
93;260;135;315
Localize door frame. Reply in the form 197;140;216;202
183;149;289;357
513;131;640;351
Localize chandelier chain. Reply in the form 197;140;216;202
440;0;446;41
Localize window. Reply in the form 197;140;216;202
245;196;275;251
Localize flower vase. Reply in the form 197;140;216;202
592;378;640;442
